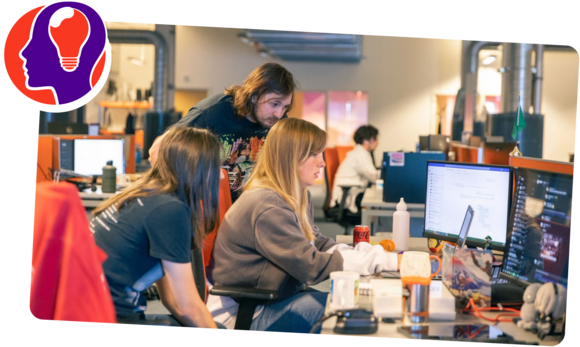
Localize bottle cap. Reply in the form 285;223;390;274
396;197;407;211
106;160;113;166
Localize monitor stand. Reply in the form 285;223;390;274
491;283;525;305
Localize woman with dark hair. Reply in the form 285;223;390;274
91;127;221;327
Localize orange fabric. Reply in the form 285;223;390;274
202;169;232;268
37;136;54;183
323;147;340;211
31;182;116;323
336;145;354;164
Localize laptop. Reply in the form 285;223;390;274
455;205;474;249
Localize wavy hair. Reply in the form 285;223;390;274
225;62;297;118
244;118;327;241
93;127;220;249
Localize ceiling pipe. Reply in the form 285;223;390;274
462;41;502;133
108;29;168;113
533;44;544;114
500;43;534;113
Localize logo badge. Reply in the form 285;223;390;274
4;2;111;112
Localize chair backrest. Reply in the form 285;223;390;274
336;145;354;164
32;182;116;323
202;169;232;268
323;147;340;212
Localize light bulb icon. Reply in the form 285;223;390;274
48;7;90;72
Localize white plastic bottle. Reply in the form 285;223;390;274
392;198;410;251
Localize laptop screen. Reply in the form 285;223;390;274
456;205;474;249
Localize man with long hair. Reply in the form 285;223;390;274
92;127;221;327
149;62;297;200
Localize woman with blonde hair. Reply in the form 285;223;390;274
92;127;222;328
208;118;400;333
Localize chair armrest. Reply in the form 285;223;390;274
210;286;279;330
210;286;278;301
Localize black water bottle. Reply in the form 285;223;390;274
102;160;117;193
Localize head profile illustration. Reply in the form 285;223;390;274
12;2;107;106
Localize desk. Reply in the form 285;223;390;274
79;187;116;208
319;237;561;345
361;187;425;234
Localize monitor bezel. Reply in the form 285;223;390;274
421;160;513;252
498;167;573;287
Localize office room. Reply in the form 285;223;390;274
2;1;579;347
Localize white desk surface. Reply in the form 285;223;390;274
361;187;425;210
78;187;117;208
320;237;561;345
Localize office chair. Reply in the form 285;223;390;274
32;182;117;323
336;145;354;164
204;169;279;330
323;147;362;235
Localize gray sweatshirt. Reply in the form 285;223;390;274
209;188;344;299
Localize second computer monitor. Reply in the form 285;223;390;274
500;168;572;288
422;161;512;250
74;139;125;176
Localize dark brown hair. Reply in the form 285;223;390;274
93;127;220;249
225;62;297;118
353;125;379;144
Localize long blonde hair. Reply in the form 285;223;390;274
93;127;220;249
245;118;327;241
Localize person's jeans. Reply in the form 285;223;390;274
250;289;328;333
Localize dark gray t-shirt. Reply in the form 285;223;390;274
92;194;191;317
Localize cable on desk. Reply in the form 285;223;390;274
309;312;339;334
461;298;521;323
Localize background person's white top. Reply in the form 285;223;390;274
331;144;381;213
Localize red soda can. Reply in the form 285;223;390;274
353;225;370;248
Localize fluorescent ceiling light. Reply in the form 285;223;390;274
482;55;497;65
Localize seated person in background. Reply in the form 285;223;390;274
331;125;381;213
92;127;221;328
208;118;400;333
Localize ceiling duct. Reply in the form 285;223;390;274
238;30;363;63
108;29;168;113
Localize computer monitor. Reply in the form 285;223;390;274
73;139;125;176
47;122;89;135
422;161;512;251
428;135;450;153
419;136;429;151
500;168;572;288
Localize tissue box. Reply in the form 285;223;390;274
428;280;457;321
370;279;456;320
371;279;403;318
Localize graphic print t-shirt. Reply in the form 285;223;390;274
176;93;283;198
91;194;192;317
